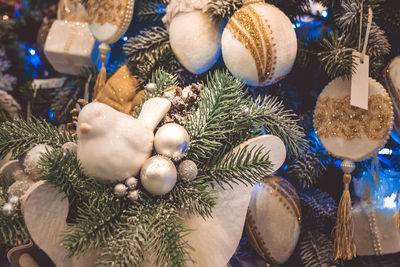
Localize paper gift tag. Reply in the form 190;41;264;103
351;51;369;110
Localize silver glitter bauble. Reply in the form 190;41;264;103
145;83;157;93
154;123;190;161
140;156;177;196
114;184;128;197
2;203;15;216
127;190;139;201
178;160;198;182
22;144;53;180
62;142;78;155
125;177;138;190
9;196;19;206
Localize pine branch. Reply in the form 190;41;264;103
318;31;357;79
206;0;242;21
300;229;335;267
98;203;147;267
146;205;192;267
299;189;337;228
186;71;247;166
136;0;167;23
169;179;216;218
39;149;103;208
0;211;28;247
249;96;307;158
127;42;179;87
201;145;272;188
99;201;192;267
123;27;169;63
62;190;128;257
284;130;331;188
296;36;324;69
286;149;325;187
0;118;75;159
187;70;305;172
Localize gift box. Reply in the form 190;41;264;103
352;201;400;256
352;168;400;256
44;20;99;75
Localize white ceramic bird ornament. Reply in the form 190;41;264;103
77;98;171;183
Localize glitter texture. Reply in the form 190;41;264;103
227;3;276;84
314;95;392;140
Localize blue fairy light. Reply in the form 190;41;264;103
47;110;55;121
29;48;36;56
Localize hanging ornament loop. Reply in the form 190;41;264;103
93;42;111;99
333;160;357;260
357;1;373;64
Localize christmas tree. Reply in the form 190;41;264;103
1;0;400;266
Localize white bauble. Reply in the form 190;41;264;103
314;77;393;162
221;1;297;86
87;0;135;44
140;156;177;196
22;144;53;180
77;98;171;183
246;176;301;264
164;0;221;74
154;123;190;161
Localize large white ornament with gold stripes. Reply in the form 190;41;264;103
246;176;301;264
221;0;297;87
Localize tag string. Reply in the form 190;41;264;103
358;2;373;63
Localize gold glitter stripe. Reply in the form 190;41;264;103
236;7;265;78
229;8;265;82
228;4;277;84
227;18;264;82
247;5;276;83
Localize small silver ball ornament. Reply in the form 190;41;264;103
154;123;190;161
127;190;139;201
9;196;19;206
125;177;138;190
140;156;177;196
114;184;128;197
145;83;157;93
2;203;15;216
178;160;198;182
